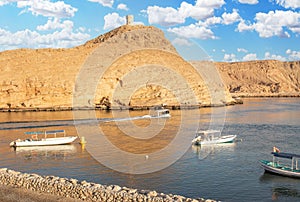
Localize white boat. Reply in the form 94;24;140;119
153;109;171;118
142;108;171;119
192;130;236;145
10;130;77;147
260;148;300;178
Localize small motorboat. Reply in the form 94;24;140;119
192;130;236;145
260;147;300;178
143;108;171;119
153;109;171;118
10;130;77;147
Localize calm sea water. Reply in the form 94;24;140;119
0;98;299;202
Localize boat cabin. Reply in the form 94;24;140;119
195;130;221;139
271;152;300;171
24;130;67;140
156;109;170;117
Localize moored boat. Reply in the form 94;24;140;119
10;130;77;147
192;130;236;145
260;147;300;178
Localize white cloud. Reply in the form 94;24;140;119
221;9;241;25
286;49;300;60
0;27;90;51
264;52;286;61
37;18;73;31
237;19;253;32
237;10;300;38
172;38;192;46
179;2;215;21
195;0;225;8
117;3;128;11
17;0;77;18
275;0;300;9
147;6;185;26
103;12;126;30
147;0;225;26
243;53;258;61
238;0;259;4
168;24;216;39
170;9;241;40
0;0;19;7
197;9;241;27
237;48;248;53
0;0;11;6
202;16;223;26
224;53;237;62
87;0;114;8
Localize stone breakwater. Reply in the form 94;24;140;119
0;168;217;202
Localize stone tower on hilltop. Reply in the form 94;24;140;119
126;15;134;25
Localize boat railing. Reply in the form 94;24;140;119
24;130;66;139
271;152;300;171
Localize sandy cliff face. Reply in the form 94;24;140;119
0;25;235;110
216;60;300;97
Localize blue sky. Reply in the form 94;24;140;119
0;0;300;62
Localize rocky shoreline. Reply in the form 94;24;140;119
0;101;243;112
0;168;218;202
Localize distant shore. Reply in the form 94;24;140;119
0;101;243;112
0;168;217;202
2;94;300;113
232;93;300;98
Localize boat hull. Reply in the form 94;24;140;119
260;160;300;178
11;136;77;147
192;135;236;145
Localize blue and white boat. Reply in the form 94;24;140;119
10;130;77;147
260;150;300;178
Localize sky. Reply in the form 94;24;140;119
0;0;300;62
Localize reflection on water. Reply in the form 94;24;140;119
13;144;78;160
260;173;300;201
192;143;236;160
272;187;300;200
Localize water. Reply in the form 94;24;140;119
0;98;299;202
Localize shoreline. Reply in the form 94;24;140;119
0;168;217;202
0;101;242;112
1;95;299;113
232;94;300;98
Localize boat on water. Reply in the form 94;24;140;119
142;108;171;119
260;147;300;178
10;130;77;147
153;109;171;118
192;130;236;145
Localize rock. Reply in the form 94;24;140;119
0;167;216;202
0;168;8;172
112;185;122;192
148;190;158;197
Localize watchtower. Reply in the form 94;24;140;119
126;15;134;25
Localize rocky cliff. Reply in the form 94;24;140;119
0;25;236;111
216;60;300;97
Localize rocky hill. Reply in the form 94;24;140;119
1;25;298;111
216;60;300;97
0;25;236;111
